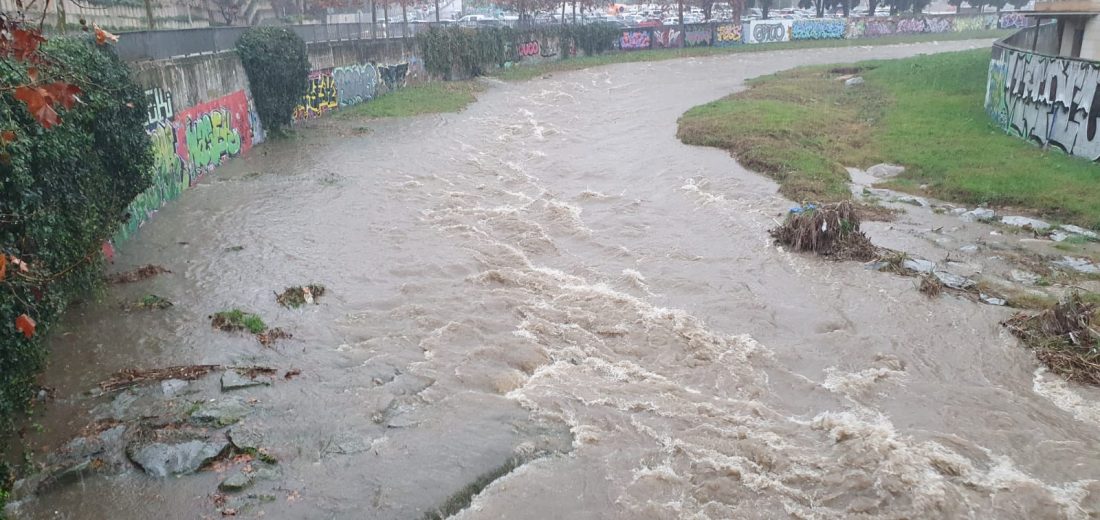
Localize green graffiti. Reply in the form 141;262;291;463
186;109;241;170
115;123;189;242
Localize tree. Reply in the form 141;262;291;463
213;0;243;24
236;27;310;133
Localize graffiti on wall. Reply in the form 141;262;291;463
144;87;174;127
620;30;651;50
1000;13;1027;29
791;19;845;40
518;40;541;57
747;20;791;44
334;63;379;107
118;89;258;241
715;23;742;46
954;15;996;32
987;46;1100;160
652;27;682;48
294;69;338;120
379;63;409;92
684;27;713;47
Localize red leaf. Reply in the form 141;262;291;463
101;242;115;262
11;256;28;272
94;25;118;45
26;67;38;83
0;255;6;281
14;86;60;129
43;82;82;111
15;314;35;339
1;130;15;144
11;28;45;61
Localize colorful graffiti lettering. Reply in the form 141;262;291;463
144;87;173;127
620;30;651;50
791;19;845;40
863;20;895;37
748;20;791;43
378;63;409;92
334;63;379;107
118;89;257;242
652;27;682;48
684;27;712;47
294;70;338;121
845;20;865;39
895;18;925;34
987;46;1100;160
518;40;541;57
1000;13;1027;29
925;17;953;33
175;90;254;177
715;23;742;46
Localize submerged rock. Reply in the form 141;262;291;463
894;195;929;207
844;76;864;87
1001;215;1051;230
933;270;975;290
980;294;1007;306
1060;224;1098;240
128;437;229;477
903;258;936;273
960;208;995;222
161;379;189;397
221;370;272;391
191;397;252;426
219;470;254;492
1053;256;1100;274
866;163;905;179
228;427;264;452
1010;269;1042;285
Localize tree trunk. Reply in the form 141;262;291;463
144;0;156;28
383;1;389;37
401;1;408;38
815;0;823;18
762;0;769;19
572;2;576;23
678;0;684;46
841;0;849;17
56;0;67;32
371;0;377;37
561;1;566;23
434;0;440;22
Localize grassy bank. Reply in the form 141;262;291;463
493;30;1010;82
677;49;1100;230
336;80;485;119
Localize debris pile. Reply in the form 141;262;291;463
1004;293;1100;385
106;265;170;284
275;284;326;308
770;201;878;261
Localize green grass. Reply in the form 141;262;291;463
677;49;1100;230
492;30;1011;82
212;309;267;334
337;81;486;119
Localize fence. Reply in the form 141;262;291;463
115;22;416;62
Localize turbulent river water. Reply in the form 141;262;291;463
18;40;1100;519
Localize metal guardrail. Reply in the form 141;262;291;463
995;21;1059;57
115;23;414;62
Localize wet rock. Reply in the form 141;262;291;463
386;373;435;396
845;76;864;87
864;260;890;271
1053;256;1100;274
1061;224;1098;240
1051;232;1071;242
1001;215;1051;230
325;434;371;456
950;207;969;216
128;437;229;477
894;195;928;207
867;163;905;178
1010;269;1042;285
219;470;254;492
190;397;251;426
251;464;280;481
933;271;975;290
959;244;979;253
960;208;995;222
980;294;1007;306
221;370;272;392
109;390;139;419
161;379;189;397
903;258;936;273
228;427;263;452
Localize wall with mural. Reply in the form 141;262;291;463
986;44;1100;161
117;37;422;244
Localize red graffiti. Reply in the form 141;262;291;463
173;90;253;180
518;40;541;57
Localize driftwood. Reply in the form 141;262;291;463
1004;293;1100;385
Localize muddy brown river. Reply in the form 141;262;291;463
16;40;1100;519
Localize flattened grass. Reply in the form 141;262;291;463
677;49;1100;230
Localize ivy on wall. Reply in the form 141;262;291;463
236;27;311;133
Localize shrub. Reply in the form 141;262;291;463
560;23;621;57
0;36;152;430
236;27;310;133
417;25;515;79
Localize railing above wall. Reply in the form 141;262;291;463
996;21;1060;56
115;23;413;62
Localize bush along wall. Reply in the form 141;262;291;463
236;27;311;134
0;36;152;433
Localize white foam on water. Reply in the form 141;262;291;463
1032;367;1100;427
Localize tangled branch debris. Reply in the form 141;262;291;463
257;328;292;348
770;201;879;261
99;365;223;392
918;274;943;298
275;284;326;308
1004;293;1100;385
106;265;171;284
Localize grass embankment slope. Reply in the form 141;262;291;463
677;49;1100;230
336;31;1009;119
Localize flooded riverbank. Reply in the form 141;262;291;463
11;39;1100;519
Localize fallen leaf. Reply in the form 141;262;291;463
11;256;29;272
94;25;119;45
0;255;6;281
15;314;35;338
